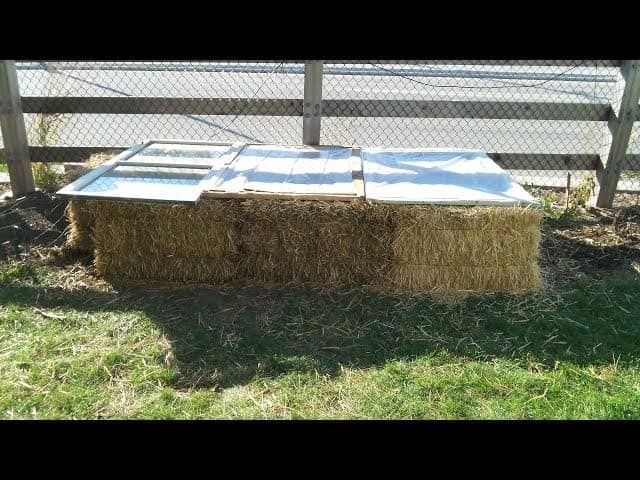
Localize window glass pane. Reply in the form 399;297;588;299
124;143;231;167
80;165;208;202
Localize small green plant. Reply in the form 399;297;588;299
32;163;67;193
26;77;73;193
539;193;558;216
570;175;595;208
28;112;70;192
540;192;579;222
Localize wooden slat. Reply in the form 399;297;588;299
0;61;35;195
488;153;601;170
0;147;607;173
201;190;357;201
350;147;365;198
19;96;612;121
322;100;611;121
594;61;640;207
622;154;640;171
21;97;303;116
13;146;125;163
370;60;622;67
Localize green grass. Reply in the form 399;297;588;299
0;164;8;173
0;261;639;419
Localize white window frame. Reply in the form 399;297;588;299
57;140;246;204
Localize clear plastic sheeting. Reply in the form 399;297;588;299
362;148;538;205
211;145;355;195
58;141;538;206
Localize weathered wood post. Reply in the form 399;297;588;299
0;60;35;196
592;60;640;208
303;61;323;145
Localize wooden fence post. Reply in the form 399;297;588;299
592;60;640;208
303;61;323;145
0;60;35;196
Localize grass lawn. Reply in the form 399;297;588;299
1;260;639;419
1;190;639;419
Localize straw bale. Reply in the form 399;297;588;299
95;251;240;283
64;200;98;252
388;264;542;292
238;199;393;285
67;193;542;292
89;199;242;257
383;205;542;291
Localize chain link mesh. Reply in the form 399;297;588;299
5;60;639;202
16;61;303;149
620;120;640;196
322;60;620;192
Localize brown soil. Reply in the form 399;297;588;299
0;192;69;260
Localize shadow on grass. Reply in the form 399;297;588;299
2;268;639;391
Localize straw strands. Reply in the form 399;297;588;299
67;198;542;292
64;200;97;252
386;205;542;291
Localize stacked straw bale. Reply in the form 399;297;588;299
237;199;393;284
383;205;542;291
67;197;541;292
64;200;98;252
62;154;114;252
90;200;243;283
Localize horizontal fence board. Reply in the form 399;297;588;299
322;100;611;121
1;147;619;171
623;154;640;171
21;97;303;116
353;60;623;67
20;97;612;121
488;153;600;170
0;146;124;163
21;60;623;70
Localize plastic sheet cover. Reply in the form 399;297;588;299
212;145;355;195
361;148;538;205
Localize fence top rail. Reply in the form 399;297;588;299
15;60;622;68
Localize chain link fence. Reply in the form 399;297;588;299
4;60;639;202
15;61;303;148
621;120;640;197
322;61;622;191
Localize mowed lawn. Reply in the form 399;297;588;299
1;260;639;419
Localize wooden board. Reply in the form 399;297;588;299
350;147;365;199
201;190;357;201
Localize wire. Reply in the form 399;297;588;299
368;62;581;90
223;61;285;132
